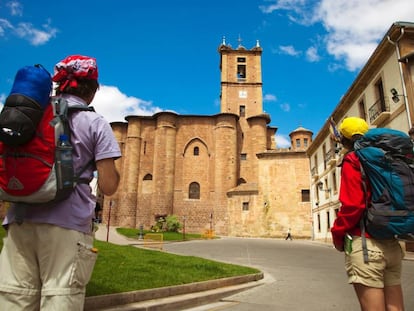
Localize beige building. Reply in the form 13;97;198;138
307;22;414;245
104;39;313;238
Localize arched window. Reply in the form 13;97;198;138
189;182;200;199
193;146;199;156
143;174;153;180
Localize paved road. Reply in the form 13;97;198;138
163;237;414;311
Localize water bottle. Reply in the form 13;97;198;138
56;134;74;189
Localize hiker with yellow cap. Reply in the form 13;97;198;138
339;116;369;139
331;117;405;311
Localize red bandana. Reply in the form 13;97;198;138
52;55;98;91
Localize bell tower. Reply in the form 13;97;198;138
218;37;263;118
218;37;268;184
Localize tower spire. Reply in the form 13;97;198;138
237;34;242;47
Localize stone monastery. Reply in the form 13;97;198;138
103;39;313;238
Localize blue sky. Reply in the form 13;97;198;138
1;0;414;147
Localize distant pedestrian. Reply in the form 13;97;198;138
285;228;292;240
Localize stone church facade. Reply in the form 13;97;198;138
104;40;313;238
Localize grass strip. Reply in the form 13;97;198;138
116;227;204;241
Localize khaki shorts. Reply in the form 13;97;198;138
0;223;97;311
345;236;404;288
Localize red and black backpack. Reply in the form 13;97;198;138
0;65;93;204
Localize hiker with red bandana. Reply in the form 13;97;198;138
0;55;121;310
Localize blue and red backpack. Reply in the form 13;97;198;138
0;64;93;204
354;127;414;262
355;127;414;240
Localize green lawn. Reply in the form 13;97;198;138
0;225;259;297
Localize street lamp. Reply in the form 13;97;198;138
138;224;144;240
390;88;404;103
182;216;186;241
317;181;331;193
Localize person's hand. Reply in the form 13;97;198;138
333;240;344;252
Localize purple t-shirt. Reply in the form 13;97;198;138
3;94;121;234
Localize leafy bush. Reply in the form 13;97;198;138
151;216;166;232
165;215;182;232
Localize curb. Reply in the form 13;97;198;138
84;272;264;311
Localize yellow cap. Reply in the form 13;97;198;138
338;117;369;139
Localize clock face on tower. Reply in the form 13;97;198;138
239;90;247;98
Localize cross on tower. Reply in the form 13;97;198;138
237;34;243;47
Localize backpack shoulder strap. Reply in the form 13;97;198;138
68;104;95;113
50;97;95;184
75;159;95;185
50;97;94;134
66;102;95;181
49;97;69;132
359;163;369;264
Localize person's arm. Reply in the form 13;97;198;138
331;153;366;251
96;158;120;196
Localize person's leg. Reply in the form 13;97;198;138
346;237;389;311
353;283;386;311
382;240;404;311
0;223;41;310
384;284;404;311
37;225;97;311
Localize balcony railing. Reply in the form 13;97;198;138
368;98;391;125
324;148;337;167
311;167;319;179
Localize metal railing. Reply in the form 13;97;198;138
324;148;337;167
368;98;390;124
311;166;318;177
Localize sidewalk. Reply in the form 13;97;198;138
85;225;264;311
93;224;135;245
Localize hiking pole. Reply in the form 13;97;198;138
106;200;112;242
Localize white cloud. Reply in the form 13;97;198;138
0;18;13;36
7;1;23;16
306;46;320;62
260;0;318;25
275;134;291;148
279;45;301;56
92;85;162;123
260;0;414;71
263;94;277;102
0;1;58;45
14;21;57;46
259;0;308;15
279;103;291;112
